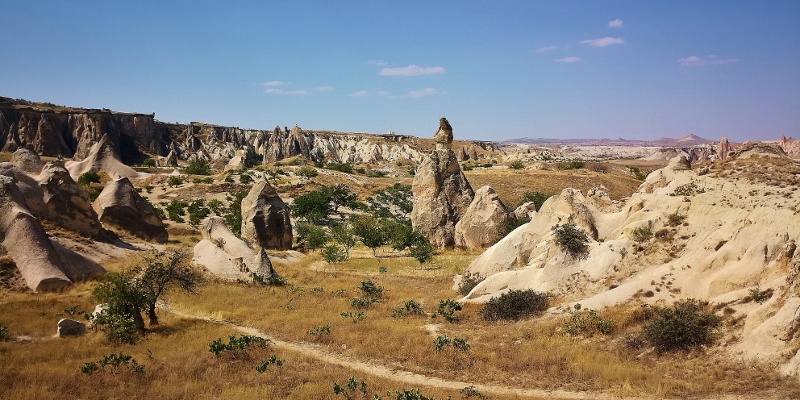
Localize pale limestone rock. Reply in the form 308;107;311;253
36;162;103;238
718;136;731;161
192;217;274;280
240;179;292;250
433;118;453;150
454;185;509;250
92;177;168;243
513;202;537;220
10;148;44;174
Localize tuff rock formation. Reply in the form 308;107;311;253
718;136;731;161
411;119;474;248
433;118;453;150
513;201;537;220
64;133;140;181
240;179;292;250
458;153;800;377
454;185;509;250
0;175;103;291
92;177;168;242
10;147;44;174
778;136;800;158
57;318;86;337
224;148;253;171
192;217;274;280
36;162;104;238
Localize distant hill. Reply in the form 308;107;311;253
503;134;713;147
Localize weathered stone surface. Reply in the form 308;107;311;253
10;148;44;174
778;136;800;158
224;148;252;171
57;318;86;337
64;133;140;181
433;118;453;150
513;201;537;220
192;217;274;280
36;162;103;238
93;177;168;242
729;142;787;159
454;185;509;250
718;136;731;161
240;179;292;250
411;149;474;248
163;149;178;166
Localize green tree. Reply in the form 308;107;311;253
224;189;248;234
329;221;356;258
323;184;358;214
351;215;387;261
132;250;200;326
78;170;101;185
408;231;434;269
292;189;333;225
183;157;211;175
552;223;590;259
521;191;553;211
366;183;413;222
297;165;318;180
297;222;328;251
322;244;347;265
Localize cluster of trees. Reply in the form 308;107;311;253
292;183;433;268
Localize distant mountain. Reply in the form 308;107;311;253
503;134;712;147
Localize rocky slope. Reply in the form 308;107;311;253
460;144;800;376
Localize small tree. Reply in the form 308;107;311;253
292;189;333;225
183;157;211;175
329;221;356;258
351;215;387;263
133;250;200;325
552;223;590;259
78;170;102;185
322;244;347;266
366;183;413;222
323;184;358;214
409;231;433;270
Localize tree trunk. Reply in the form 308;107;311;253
147;303;159;326
133;311;146;332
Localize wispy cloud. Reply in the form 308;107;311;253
379;65;445;76
678;55;738;67
608;19;623;28
555;57;581;63
369;60;388;66
263;81;289;87
536;45;558;53
408;88;439;97
264;88;308;95
580;37;625;47
313;86;335;92
350;90;370;97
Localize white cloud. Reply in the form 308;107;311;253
678;55;738;67
555;57;581;63
263;81;288;86
379;65;445;76
350;90;370;97
536;45;558;52
313;86;335;92
608;19;623;28
264;88;308;95
580;37;625;47
369;60;388;66
408;88;438;97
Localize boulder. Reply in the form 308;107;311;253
411;149;474;249
92;177;168;242
454;185;509;250
433;117;453;150
192;217;274;280
57;318;86;337
10;148;44;174
240;179;292;250
36;162;104;238
513;201;537;220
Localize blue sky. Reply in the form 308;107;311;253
1;1;798;142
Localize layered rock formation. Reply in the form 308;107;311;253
92;177;168;242
192;217;274;280
459;153;800;376
718;136;731;160
64;133;140;181
411;119;474;248
454;185;509;250
433;118;453;150
240;179;292;250
778;136;800;158
0;175;103;292
36;162;104;238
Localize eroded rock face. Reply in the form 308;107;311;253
192;217;274;280
10;148;44;174
718;136;731;161
224;148;252;171
454;185;509;250
92;177;168;243
411;149;474;248
64;133;140;181
513;202;537;220
433;118;453;150
37;162;103;238
240;179;292;250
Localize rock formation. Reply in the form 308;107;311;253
411;119;474;248
10;148;44;174
513;201;537;220
778;136;800;158
458;153;800;376
36;162;104;238
718;136;731;161
454;185;509;250
92;177;168;242
240;179;292;250
0;175;103;292
64;133;140;181
57;318;86;337
433;118;453;150
224;148;252;171
192;217;274;280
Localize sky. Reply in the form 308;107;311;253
1;1;798;143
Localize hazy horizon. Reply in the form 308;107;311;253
1;1;798;143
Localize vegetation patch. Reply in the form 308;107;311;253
479;289;550;321
642;299;721;352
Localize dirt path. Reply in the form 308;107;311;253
163;306;632;400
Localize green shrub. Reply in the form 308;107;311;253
436;299;462;323
508;160;525;169
479;289;550;321
77;170;101;185
563;303;615;335
268;275;287;286
81;353;144;374
307;324;332;338
359;279;383;297
521;191;553;211
208;334;270;357
671;182;705;197
456;273;485;296
187;199;210;227
552;223;590;259
183;157;210;175
0;322;8;341
747;287;773;304
667;211;686;227
556;160;584;170
502;215;530;237
165;199;188;223
628;166;647;180
142;158;157;167
167;176;184;187
297;166;319;179
193;177;213;184
392;300;426;318
630;224;653;243
642;299;721;352
254;355;285;372
325;162;354;174
239;174;253;184
351;297;377;309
